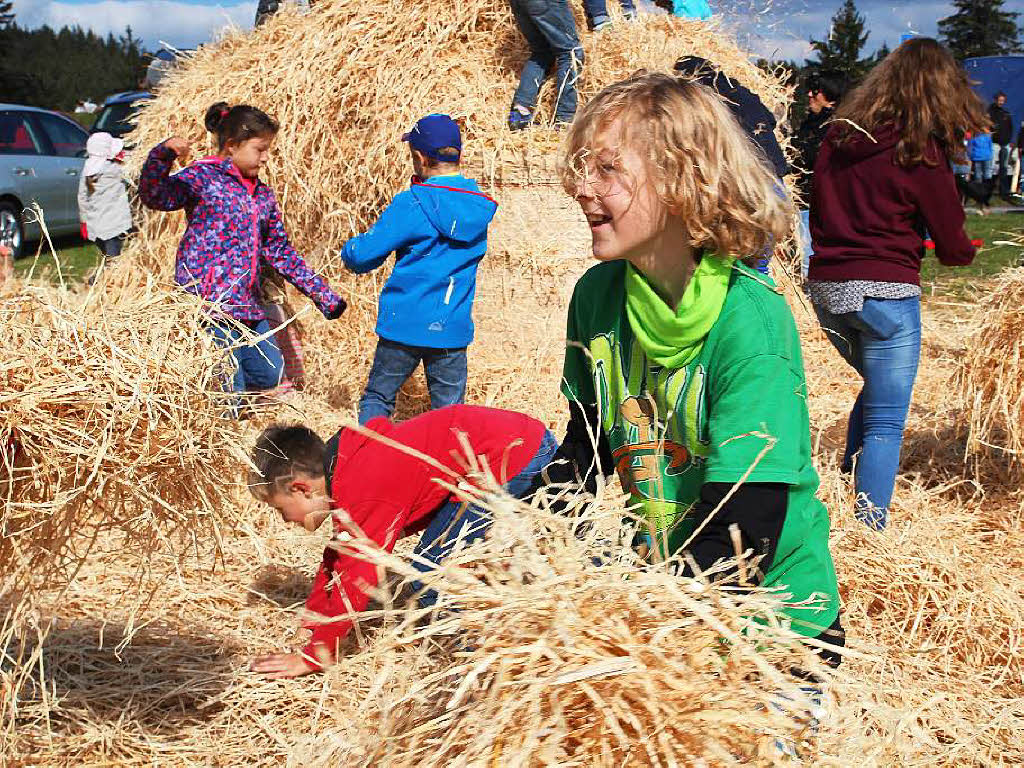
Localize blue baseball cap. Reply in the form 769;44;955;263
402;114;461;162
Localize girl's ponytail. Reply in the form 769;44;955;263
204;101;231;134
203;102;279;150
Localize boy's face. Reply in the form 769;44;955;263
573;118;668;265
264;473;329;527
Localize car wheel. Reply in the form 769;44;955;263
0;201;24;260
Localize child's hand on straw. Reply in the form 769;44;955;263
164;136;192;164
0;245;11;258
251;651;315;679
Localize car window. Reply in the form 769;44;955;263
94;103;137;135
35;113;88;158
0;111;43;156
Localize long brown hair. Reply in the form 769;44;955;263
833;37;987;167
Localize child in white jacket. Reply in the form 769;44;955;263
78;132;132;263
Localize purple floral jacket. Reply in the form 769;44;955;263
139;143;345;322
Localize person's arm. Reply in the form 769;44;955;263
339;194;421;274
262;192;346;319
529;400;614;509
138;139;196;211
915;155;975;267
253;502;406;677
675;482;787;581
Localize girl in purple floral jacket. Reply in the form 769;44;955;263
140;102;346;394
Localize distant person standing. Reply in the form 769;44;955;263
507;0;584;130
808;38;984;530
792;71;845;277
78;132;133;269
988;91;1014;199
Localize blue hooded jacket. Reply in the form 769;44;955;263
340;175;498;348
967;133;993;162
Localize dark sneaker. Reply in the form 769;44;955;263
507;109;533;132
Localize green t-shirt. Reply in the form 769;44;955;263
562;260;839;637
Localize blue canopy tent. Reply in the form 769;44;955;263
964;55;1024;136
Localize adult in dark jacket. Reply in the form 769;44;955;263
792;71;846;276
673;56;787;275
674;55;788;179
808;38;986;530
988;92;1014;198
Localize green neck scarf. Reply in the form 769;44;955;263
625;255;733;368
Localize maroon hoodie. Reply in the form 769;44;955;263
809;125;975;285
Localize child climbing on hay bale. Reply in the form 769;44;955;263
338;114;497;424
539;71;843;659
139;102;346;396
247;404;557;678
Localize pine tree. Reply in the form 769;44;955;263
874;42;891;63
806;0;874;85
939;0;1021;60
0;1;15;28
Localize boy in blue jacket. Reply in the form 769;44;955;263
340;114;498;424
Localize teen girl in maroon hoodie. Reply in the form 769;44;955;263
808;38;987;529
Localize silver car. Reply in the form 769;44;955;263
0;104;89;258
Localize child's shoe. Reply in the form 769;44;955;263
622;8;637;20
589;13;612;31
507;107;533;132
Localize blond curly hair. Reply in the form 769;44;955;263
561;71;792;261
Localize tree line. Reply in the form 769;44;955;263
0;0;1020;115
0;2;145;112
763;0;1021;123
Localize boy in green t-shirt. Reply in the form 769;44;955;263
539;72;842;656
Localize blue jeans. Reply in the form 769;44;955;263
411;430;559;607
208;318;284;393
582;0;636;26
971;159;993;182
815;296;921;529
799;208;813;278
509;0;584;124
358;337;468;424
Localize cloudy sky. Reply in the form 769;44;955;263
11;0;955;60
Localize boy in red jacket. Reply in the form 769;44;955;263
247;405;557;678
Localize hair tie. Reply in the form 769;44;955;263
220;107;229;118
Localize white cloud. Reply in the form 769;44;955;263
13;0;254;49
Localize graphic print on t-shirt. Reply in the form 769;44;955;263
588;330;710;536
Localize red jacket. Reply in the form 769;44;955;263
301;405;546;667
809;125;975;284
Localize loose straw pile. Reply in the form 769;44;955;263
0;271;250;594
284;473;840;766
954;263;1024;476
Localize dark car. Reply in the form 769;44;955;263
91;91;152;140
1;104;89;258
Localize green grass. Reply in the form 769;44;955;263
920;211;1024;297
14;235;102;283
14;212;1024;296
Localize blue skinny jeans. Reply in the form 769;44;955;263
358;337;467;425
814;296;921;529
208;318;284;393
